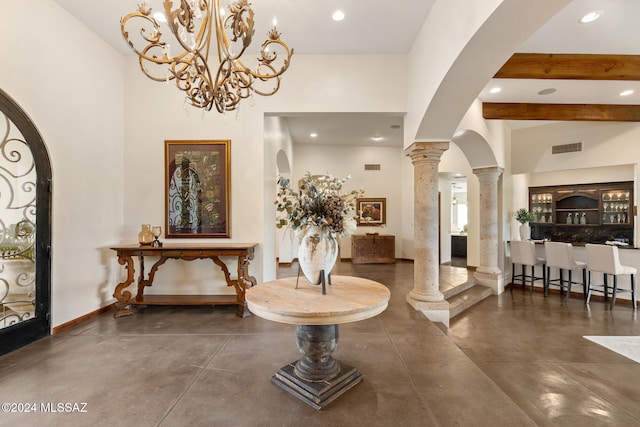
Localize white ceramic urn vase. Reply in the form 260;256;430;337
519;223;531;241
296;225;339;284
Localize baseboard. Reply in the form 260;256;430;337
52;303;115;335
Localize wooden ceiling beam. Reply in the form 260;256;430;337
482;103;640;121
494;53;640;80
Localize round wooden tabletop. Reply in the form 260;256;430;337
246;275;390;325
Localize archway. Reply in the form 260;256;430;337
0;89;52;355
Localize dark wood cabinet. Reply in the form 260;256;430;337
529;181;634;245
451;235;467;257
351;234;395;264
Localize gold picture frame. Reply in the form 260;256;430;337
357;198;386;226
165;140;231;238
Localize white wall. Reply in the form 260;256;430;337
265;117;295;271
0;0;125;326
512;122;640;175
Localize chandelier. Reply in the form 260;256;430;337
121;0;293;113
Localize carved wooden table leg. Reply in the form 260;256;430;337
271;324;363;410
113;254;135;318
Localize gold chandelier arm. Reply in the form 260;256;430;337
164;0;211;60
121;0;293;113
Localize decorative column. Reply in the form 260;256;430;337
473;166;504;294
405;142;449;318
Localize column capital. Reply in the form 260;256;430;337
472;166;504;181
405;141;450;163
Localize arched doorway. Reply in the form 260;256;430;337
0;89;52;355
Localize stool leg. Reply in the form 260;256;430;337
586;271;592;304
545;266;550;296
530;266;534;295
632;274;637;311
521;265;526;291
582;269;587;302
604;274;608;302
511;263;515;294
567;270;573;301
610;275;618;310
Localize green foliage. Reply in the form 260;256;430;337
515;208;536;224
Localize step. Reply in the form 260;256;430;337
442;278;476;300
448;285;493;319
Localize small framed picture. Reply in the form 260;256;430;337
165;140;231;238
357;198;386;226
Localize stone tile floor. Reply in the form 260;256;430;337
1;260;640;426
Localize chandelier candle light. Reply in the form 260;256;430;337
121;0;293;113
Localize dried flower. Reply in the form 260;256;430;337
275;172;364;237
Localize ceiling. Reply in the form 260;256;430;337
54;0;640;145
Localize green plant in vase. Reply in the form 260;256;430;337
515;208;536;224
515;208;536;240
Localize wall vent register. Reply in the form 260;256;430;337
552;142;582;154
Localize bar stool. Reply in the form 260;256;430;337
585;243;637;310
510;240;546;295
543;241;587;301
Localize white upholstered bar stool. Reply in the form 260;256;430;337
585;243;637;310
543;241;587;301
510;240;546;295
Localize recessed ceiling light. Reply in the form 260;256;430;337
390;124;401;129
489;87;501;94
332;10;345;21
580;10;603;24
538;88;557;95
620;89;635;97
310;133;318;138
372;136;384;142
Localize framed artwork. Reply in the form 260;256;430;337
165;140;231;238
357;198;386;226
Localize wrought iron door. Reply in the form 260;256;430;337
0;89;51;355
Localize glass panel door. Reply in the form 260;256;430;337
0;111;36;329
0;88;51;355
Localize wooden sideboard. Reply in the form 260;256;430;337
351;234;395;264
110;243;258;318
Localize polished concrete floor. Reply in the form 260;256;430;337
2;260;640;426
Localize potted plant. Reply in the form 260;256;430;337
275;172;363;284
515;208;536;240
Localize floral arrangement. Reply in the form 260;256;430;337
515;208;536;224
275;172;364;237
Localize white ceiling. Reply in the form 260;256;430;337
54;0;640;144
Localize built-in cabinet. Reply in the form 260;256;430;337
529;181;634;245
451;235;467;257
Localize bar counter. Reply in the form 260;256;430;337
509;240;639;304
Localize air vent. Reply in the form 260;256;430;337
552;142;582;154
364;164;381;171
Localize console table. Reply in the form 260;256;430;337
351;234;395;264
246;275;390;409
110;243;258;319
